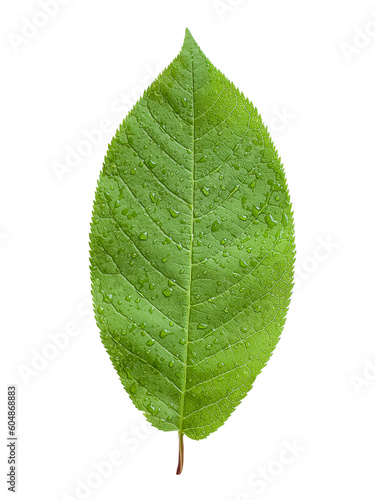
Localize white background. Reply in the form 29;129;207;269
1;0;375;499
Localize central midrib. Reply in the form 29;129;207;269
179;44;195;433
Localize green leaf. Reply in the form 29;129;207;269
89;29;295;472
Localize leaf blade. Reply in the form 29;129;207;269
90;29;295;442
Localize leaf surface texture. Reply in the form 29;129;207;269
90;29;295;440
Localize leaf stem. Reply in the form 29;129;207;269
176;432;184;475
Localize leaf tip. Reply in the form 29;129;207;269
183;28;198;50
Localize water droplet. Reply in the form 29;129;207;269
162;288;173;297
169;360;175;368
211;220;221;232
253;304;262;312
160;329;172;338
146;403;159;415
147;159;156;168
179;338;186;345
139;232;148;241
220;238;227;245
168;208;180;218
149;193;157;203
161;255;170;263
198;155;207;163
201;186;210;197
238;214;247;221
239;259;248;269
198;323;208;329
265;214;277;228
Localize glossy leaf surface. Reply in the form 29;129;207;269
90;29;295;442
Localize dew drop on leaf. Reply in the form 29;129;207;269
265;214;277;228
168;208;180;218
239;259;248;269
